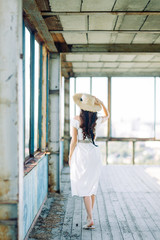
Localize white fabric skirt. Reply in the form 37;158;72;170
70;142;103;197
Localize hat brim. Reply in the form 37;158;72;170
73;93;102;112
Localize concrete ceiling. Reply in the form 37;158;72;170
24;0;160;77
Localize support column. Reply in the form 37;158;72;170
48;53;61;192
41;45;47;151
0;1;24;239
64;77;70;164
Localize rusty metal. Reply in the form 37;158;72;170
35;0;51;11
44;16;63;31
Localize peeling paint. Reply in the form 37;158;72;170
0;224;17;240
0;204;17;220
48;167;56;192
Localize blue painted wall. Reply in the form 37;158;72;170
23;155;48;239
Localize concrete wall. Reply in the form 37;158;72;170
0;0;24;239
23;155;48;239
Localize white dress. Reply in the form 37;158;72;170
70;116;108;197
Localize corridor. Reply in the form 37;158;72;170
1;0;160;239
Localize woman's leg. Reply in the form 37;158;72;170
86;194;96;220
83;196;93;221
91;194;96;209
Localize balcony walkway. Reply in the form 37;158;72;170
28;165;160;240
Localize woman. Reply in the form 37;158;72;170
69;93;110;229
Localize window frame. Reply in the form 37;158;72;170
69;76;160;165
23;22;43;160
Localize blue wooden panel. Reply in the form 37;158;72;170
23;155;48;239
37;157;48;210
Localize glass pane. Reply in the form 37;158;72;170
111;77;154;138
135;141;160;164
156;77;160;139
34;40;40;151
76;77;90;115
70;77;75;135
97;141;106;165
92;77;108;137
92;77;108;116
108;141;132;164
25;27;30;157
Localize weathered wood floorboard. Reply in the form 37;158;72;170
28;165;160;240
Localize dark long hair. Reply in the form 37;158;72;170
79;109;98;146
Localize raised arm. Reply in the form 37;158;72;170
95;97;110;120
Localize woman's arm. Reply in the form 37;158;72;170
69;126;78;167
95;98;110;119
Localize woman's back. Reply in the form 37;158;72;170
71;116;108;141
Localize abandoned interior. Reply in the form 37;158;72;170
1;0;160;239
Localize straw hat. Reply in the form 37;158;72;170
73;93;102;112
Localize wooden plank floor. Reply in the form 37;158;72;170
29;165;160;240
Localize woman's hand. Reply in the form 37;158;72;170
95;97;103;105
94;96;109;118
69;159;71;167
69;157;71;167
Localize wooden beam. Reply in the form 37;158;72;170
62;52;160;55
63;67;160;69
23;0;57;52
69;44;160;53
73;72;160;77
50;30;160;34
41;11;160;16
63;61;160;63
61;54;74;78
